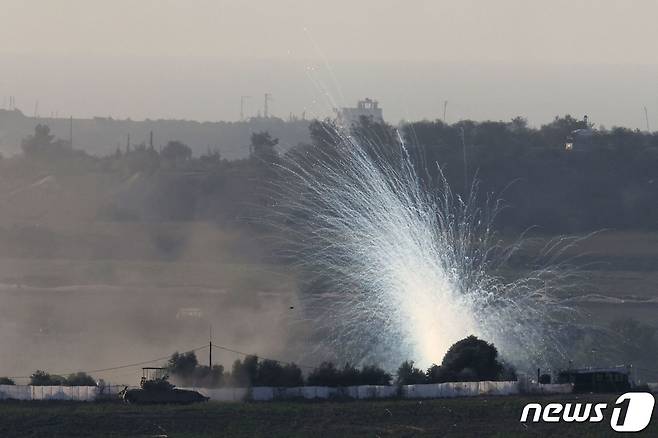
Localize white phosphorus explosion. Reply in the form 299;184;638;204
273;123;580;370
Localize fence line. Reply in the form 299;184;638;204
181;381;575;402
2;381;626;402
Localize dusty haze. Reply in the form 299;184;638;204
1;0;658;128
1;0;658;384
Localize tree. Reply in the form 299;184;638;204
426;364;449;383
339;363;361;386
64;372;96;386
439;335;505;382
253;360;304;387
250;131;279;163
359;365;392;385
21;124;71;159
306;362;341;387
30;370;64;386
279;363;304;387
395;360;426;385
231;355;259;386
254;359;283;386
0;377;15;385
191;364;226;388
167;351;199;380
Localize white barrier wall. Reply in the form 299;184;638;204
184;381;531;402
183;387;249;402
0;385;98;401
527;383;573;394
1;381;572;402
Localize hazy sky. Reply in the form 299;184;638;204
2;0;658;127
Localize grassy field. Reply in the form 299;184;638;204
0;394;656;438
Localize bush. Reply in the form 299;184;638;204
167;351;198;380
192;365;225;388
396;361;426;385
167;352;227;387
338;363;361;386
426;364;450;383
254;360;303;387
64;372;96;386
306;362;341;387
231;355;259;387
279;363;304;387
0;377;15;385
440;335;508;382
30;370;64;386
359;365;392;385
306;362;392;386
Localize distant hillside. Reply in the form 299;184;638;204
0;109;310;159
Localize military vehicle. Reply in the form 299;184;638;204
119;367;209;404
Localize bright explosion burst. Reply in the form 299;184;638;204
273;124;579;371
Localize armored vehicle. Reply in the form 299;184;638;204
120;367;208;404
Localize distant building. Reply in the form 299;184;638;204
565;115;595;151
336;98;384;127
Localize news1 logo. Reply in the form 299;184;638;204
520;392;655;432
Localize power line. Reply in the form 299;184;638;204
210;343;316;370
6;342;317;380
7;344;208;380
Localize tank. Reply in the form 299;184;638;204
120;368;209;404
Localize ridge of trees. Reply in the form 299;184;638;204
7;115;658;232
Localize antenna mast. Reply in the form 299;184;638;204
264;93;271;118
644;106;651;132
69;116;73;148
240;95;251;121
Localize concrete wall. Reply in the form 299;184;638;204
401;381;520;399
0;385;98;401
182;380;554;402
1;381;573;402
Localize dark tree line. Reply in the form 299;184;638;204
165;335;511;388
399;116;658;232
9;116;658;233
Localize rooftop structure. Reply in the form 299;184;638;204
336;98;384;127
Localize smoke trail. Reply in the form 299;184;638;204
272;122;578;370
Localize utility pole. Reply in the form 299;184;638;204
149;130;154;149
264;93;271;118
240;96;251;121
69;116;73;148
208;324;213;369
460;126;468;192
644;106;651;132
443;100;448;123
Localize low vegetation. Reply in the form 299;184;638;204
0;394;649;438
29;371;96;386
